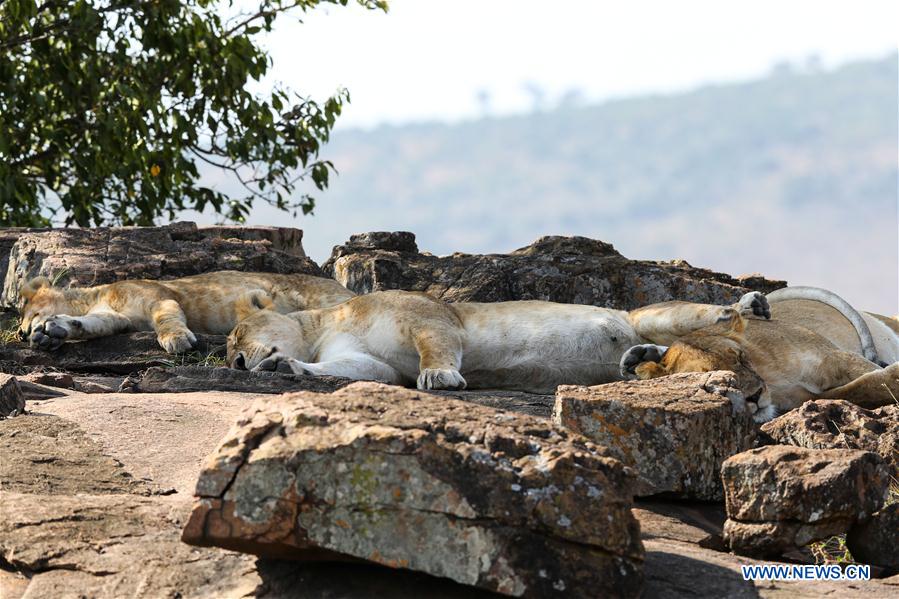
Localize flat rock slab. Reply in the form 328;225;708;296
322;232;785;308
0;332;227;374
553;371;757;500
183;382;645;598
131;366;557;417
31;390;265;497
761;399;899;479
721;446;889;557
131;365;354;394
0;492;264;599
2;221;319;309
0;413;152;496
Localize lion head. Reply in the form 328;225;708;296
226;291;308;370
17;278;75;341
632;316;776;421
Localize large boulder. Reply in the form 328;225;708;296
553;371;757;500
721;446;889;557
761;400;899;479
322;232;785;308
182;382;645;598
2;221;319;309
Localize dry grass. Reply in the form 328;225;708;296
809;534;854;565
160;349;228;368
0;314;20;345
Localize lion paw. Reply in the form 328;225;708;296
417;368;467;391
738;291;770;320
619;344;668;379
157;330;197;354
253;352;306;375
30;316;82;351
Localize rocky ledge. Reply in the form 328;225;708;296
322;232;785;309
182;382;645;598
1;221;319;309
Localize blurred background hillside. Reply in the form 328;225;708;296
194;53;897;313
184;1;898;314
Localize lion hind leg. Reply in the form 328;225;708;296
819;362;899;409
412;327;466;390
151;299;196;353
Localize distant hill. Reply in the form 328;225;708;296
193;54;898;313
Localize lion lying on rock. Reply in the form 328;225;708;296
18;271;354;353
623;287;899;422
226;288;772;393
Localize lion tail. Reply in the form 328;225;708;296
765;286;879;364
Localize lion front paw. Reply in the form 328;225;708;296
619;344;668;379
253;352;305;375
157;330;197;353
30;316;82;351
417;368;467;391
738;291;770;320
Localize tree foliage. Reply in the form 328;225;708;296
0;0;386;227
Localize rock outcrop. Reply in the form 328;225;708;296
846;503;899;571
721;446;889;557
761;400;899;479
182;382;645;598
322;232;785;309
2;221;319;309
553;371;757;500
0;373;25;418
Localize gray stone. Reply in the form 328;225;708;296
2;221;319;309
322;232;785;309
553;371;757;500
183;382;645;598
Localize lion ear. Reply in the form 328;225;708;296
21;277;51;300
235;290;274;321
635;361;668;380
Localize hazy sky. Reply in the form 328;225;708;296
252;0;899;127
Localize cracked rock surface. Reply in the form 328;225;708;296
721;445;889;557
182;381;645;598
553;371;757;500
322;232;785;308
761;399;899;479
1;221;318;309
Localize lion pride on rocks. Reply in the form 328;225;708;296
226;288;772;393
17;271;354;353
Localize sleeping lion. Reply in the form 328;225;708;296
17;271;354;353
622;287;899;422
226;288;773;393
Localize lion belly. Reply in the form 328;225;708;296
455;302;640;392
